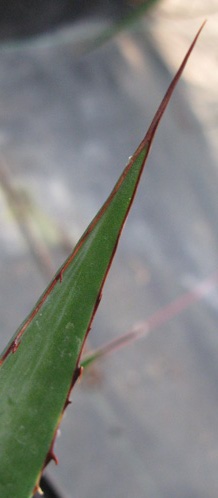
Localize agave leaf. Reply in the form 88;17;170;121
0;24;204;498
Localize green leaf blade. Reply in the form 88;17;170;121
0;23;204;498
0;146;148;498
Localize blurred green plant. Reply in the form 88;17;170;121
0;23;204;498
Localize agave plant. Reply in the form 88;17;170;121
0;23;204;498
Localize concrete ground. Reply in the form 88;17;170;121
0;3;218;497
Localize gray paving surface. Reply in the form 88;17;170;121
0;20;218;498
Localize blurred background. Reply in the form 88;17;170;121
0;1;218;497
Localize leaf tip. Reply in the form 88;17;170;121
138;20;207;153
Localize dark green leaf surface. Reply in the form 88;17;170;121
0;24;204;498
